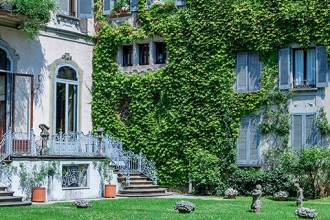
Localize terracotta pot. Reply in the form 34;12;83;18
104;184;116;198
32;187;46;202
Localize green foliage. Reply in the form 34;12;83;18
281;147;330;198
92;0;330;189
18;161;60;198
93;157;113;186
316;108;330;135
9;0;57;38
225;168;294;196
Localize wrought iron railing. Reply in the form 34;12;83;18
0;128;157;185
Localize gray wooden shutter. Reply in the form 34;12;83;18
103;0;111;15
249;116;260;163
131;0;138;12
279;48;291;90
316;46;328;88
249;53;260;91
236;53;248;92
77;0;93;18
292;115;303;153
305;114;318;146
237;117;248;163
57;0;70;15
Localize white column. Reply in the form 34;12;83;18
133;43;139;66
117;46;123;67
149;41;155;65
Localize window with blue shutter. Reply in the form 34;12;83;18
131;0;138;12
291;113;319;153
237;115;260;165
57;0;70;16
103;0;111;15
236;53;261;92
279;46;328;90
77;0;93;19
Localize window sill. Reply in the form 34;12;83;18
110;11;132;18
292;87;318;92
62;187;89;190
56;14;80;22
237;163;261;168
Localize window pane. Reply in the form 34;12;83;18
68;84;77;132
0;49;9;71
155;42;166;64
139;44;149;65
57;66;77;80
56;83;66;133
123;45;133;67
0;75;5;137
294;50;304;86
306;49;316;86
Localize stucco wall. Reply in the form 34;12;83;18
0;24;93;135
10;158;118;202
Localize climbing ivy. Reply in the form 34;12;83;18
93;0;330;188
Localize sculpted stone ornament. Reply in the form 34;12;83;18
39;124;50;155
295;183;304;207
251;184;262;213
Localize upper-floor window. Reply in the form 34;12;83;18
279;46;328;90
139;44;149;65
291;113;319;153
236;52;261;92
57;0;93;18
237;115;260;165
123;45;133;67
155;42;166;64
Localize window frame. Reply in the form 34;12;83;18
292;48;316;89
122;45;133;67
53;64;80;134
155;42;166;64
139;43;150;65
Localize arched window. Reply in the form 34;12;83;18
54;66;79;133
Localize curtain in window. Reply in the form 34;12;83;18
294;50;304;86
306;49;316;86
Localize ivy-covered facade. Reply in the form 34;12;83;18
93;0;330;188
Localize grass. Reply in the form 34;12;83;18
0;197;329;220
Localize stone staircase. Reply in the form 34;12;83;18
117;173;172;197
0;186;31;207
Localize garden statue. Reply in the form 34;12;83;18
39;124;50;155
251;184;262;213
295;183;304;207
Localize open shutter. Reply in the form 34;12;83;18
237;117;248;164
57;0;70;15
236;53;248;92
279;48;291;90
77;0;93;18
249;116;260;163
292;115;303;153
316;46;328;88
249;53;260;91
103;0;111;15
131;0;138;12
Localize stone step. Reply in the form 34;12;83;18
0;186;7;191
0;191;14;197
119;188;167;194
129;176;149;181
124;185;160;190
0;196;23;203
0;201;31;207
129;180;154;185
117;192;173;198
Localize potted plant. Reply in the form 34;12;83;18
94;157;116;198
18;161;59;202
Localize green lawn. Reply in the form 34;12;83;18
0;197;329;220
